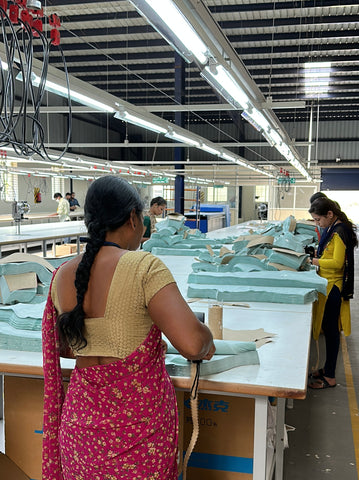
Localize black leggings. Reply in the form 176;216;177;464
322;285;342;378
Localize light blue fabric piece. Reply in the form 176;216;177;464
142;238;168;252
151;247;206;256
187;284;317;304
0;301;45;329
156;218;186;231
228;256;275;271
154;226;177;236
164;337;256;355
282;215;296;232
0;322;42;351
272;233;305;253
0;276;37;305
187;270;327;295
233;239;250;253
267;250;309;270
165;351;260;376
0;262;53;284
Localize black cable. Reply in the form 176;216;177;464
0;6;72;162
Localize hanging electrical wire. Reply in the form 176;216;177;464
0;0;71;162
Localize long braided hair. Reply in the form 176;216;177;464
57;176;144;350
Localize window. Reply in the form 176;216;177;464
255;185;268;202
51;177;65;197
206;186;228;202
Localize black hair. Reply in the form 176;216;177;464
150;196;167;207
309;191;327;204
53;192;62;199
65;192;71;196
57;176;144;350
309;197;357;247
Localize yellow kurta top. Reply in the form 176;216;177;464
312;232;351;340
52;251;175;357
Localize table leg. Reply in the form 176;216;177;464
42;240;47;257
275;398;286;480
253;396;268;480
77;236;80;254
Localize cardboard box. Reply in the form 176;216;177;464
3;378;255;480
52;243;78;257
0;453;30;480
4;377;44;480
181;392;255;479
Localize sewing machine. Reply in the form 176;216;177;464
11;201;31;235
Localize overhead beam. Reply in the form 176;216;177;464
144;101;306;112
44;141;313;148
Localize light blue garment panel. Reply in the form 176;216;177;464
0;322;42;351
0;301;45;329
165;350;260;376
187;270;327;295
267;250;309;270
164;338;256;355
0;262;53;284
272;233;305;253
187;284;317;304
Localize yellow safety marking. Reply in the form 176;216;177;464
341;335;359;478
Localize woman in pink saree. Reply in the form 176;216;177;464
42;176;215;480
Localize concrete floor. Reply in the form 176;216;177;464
283;248;359;479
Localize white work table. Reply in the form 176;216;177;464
0;210;84;225
0;220;87;257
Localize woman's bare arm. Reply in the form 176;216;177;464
148;283;215;361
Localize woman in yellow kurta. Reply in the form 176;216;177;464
308;197;357;389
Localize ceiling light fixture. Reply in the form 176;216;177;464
31;75;115;113
114;110;167;134
129;0;209;64
201;64;251;111
165;130;200;147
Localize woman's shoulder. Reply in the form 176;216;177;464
53;255;82;280
123;251;169;272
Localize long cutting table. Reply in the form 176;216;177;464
0;220;86;257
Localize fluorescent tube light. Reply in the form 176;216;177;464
130;0;209;64
200;143;221;156
235;159;248;167
165;131;200;147
261;130;275;147
114;110;167;134
201;64;250;110
243;108;271;133
268;130;282;146
31;75;115;113
221;152;237;162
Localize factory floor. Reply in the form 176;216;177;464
0;251;358;479
283;248;359;479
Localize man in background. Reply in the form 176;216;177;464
52;193;70;222
69;192;80;211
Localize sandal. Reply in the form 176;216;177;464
308;368;324;380
308;376;336;389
